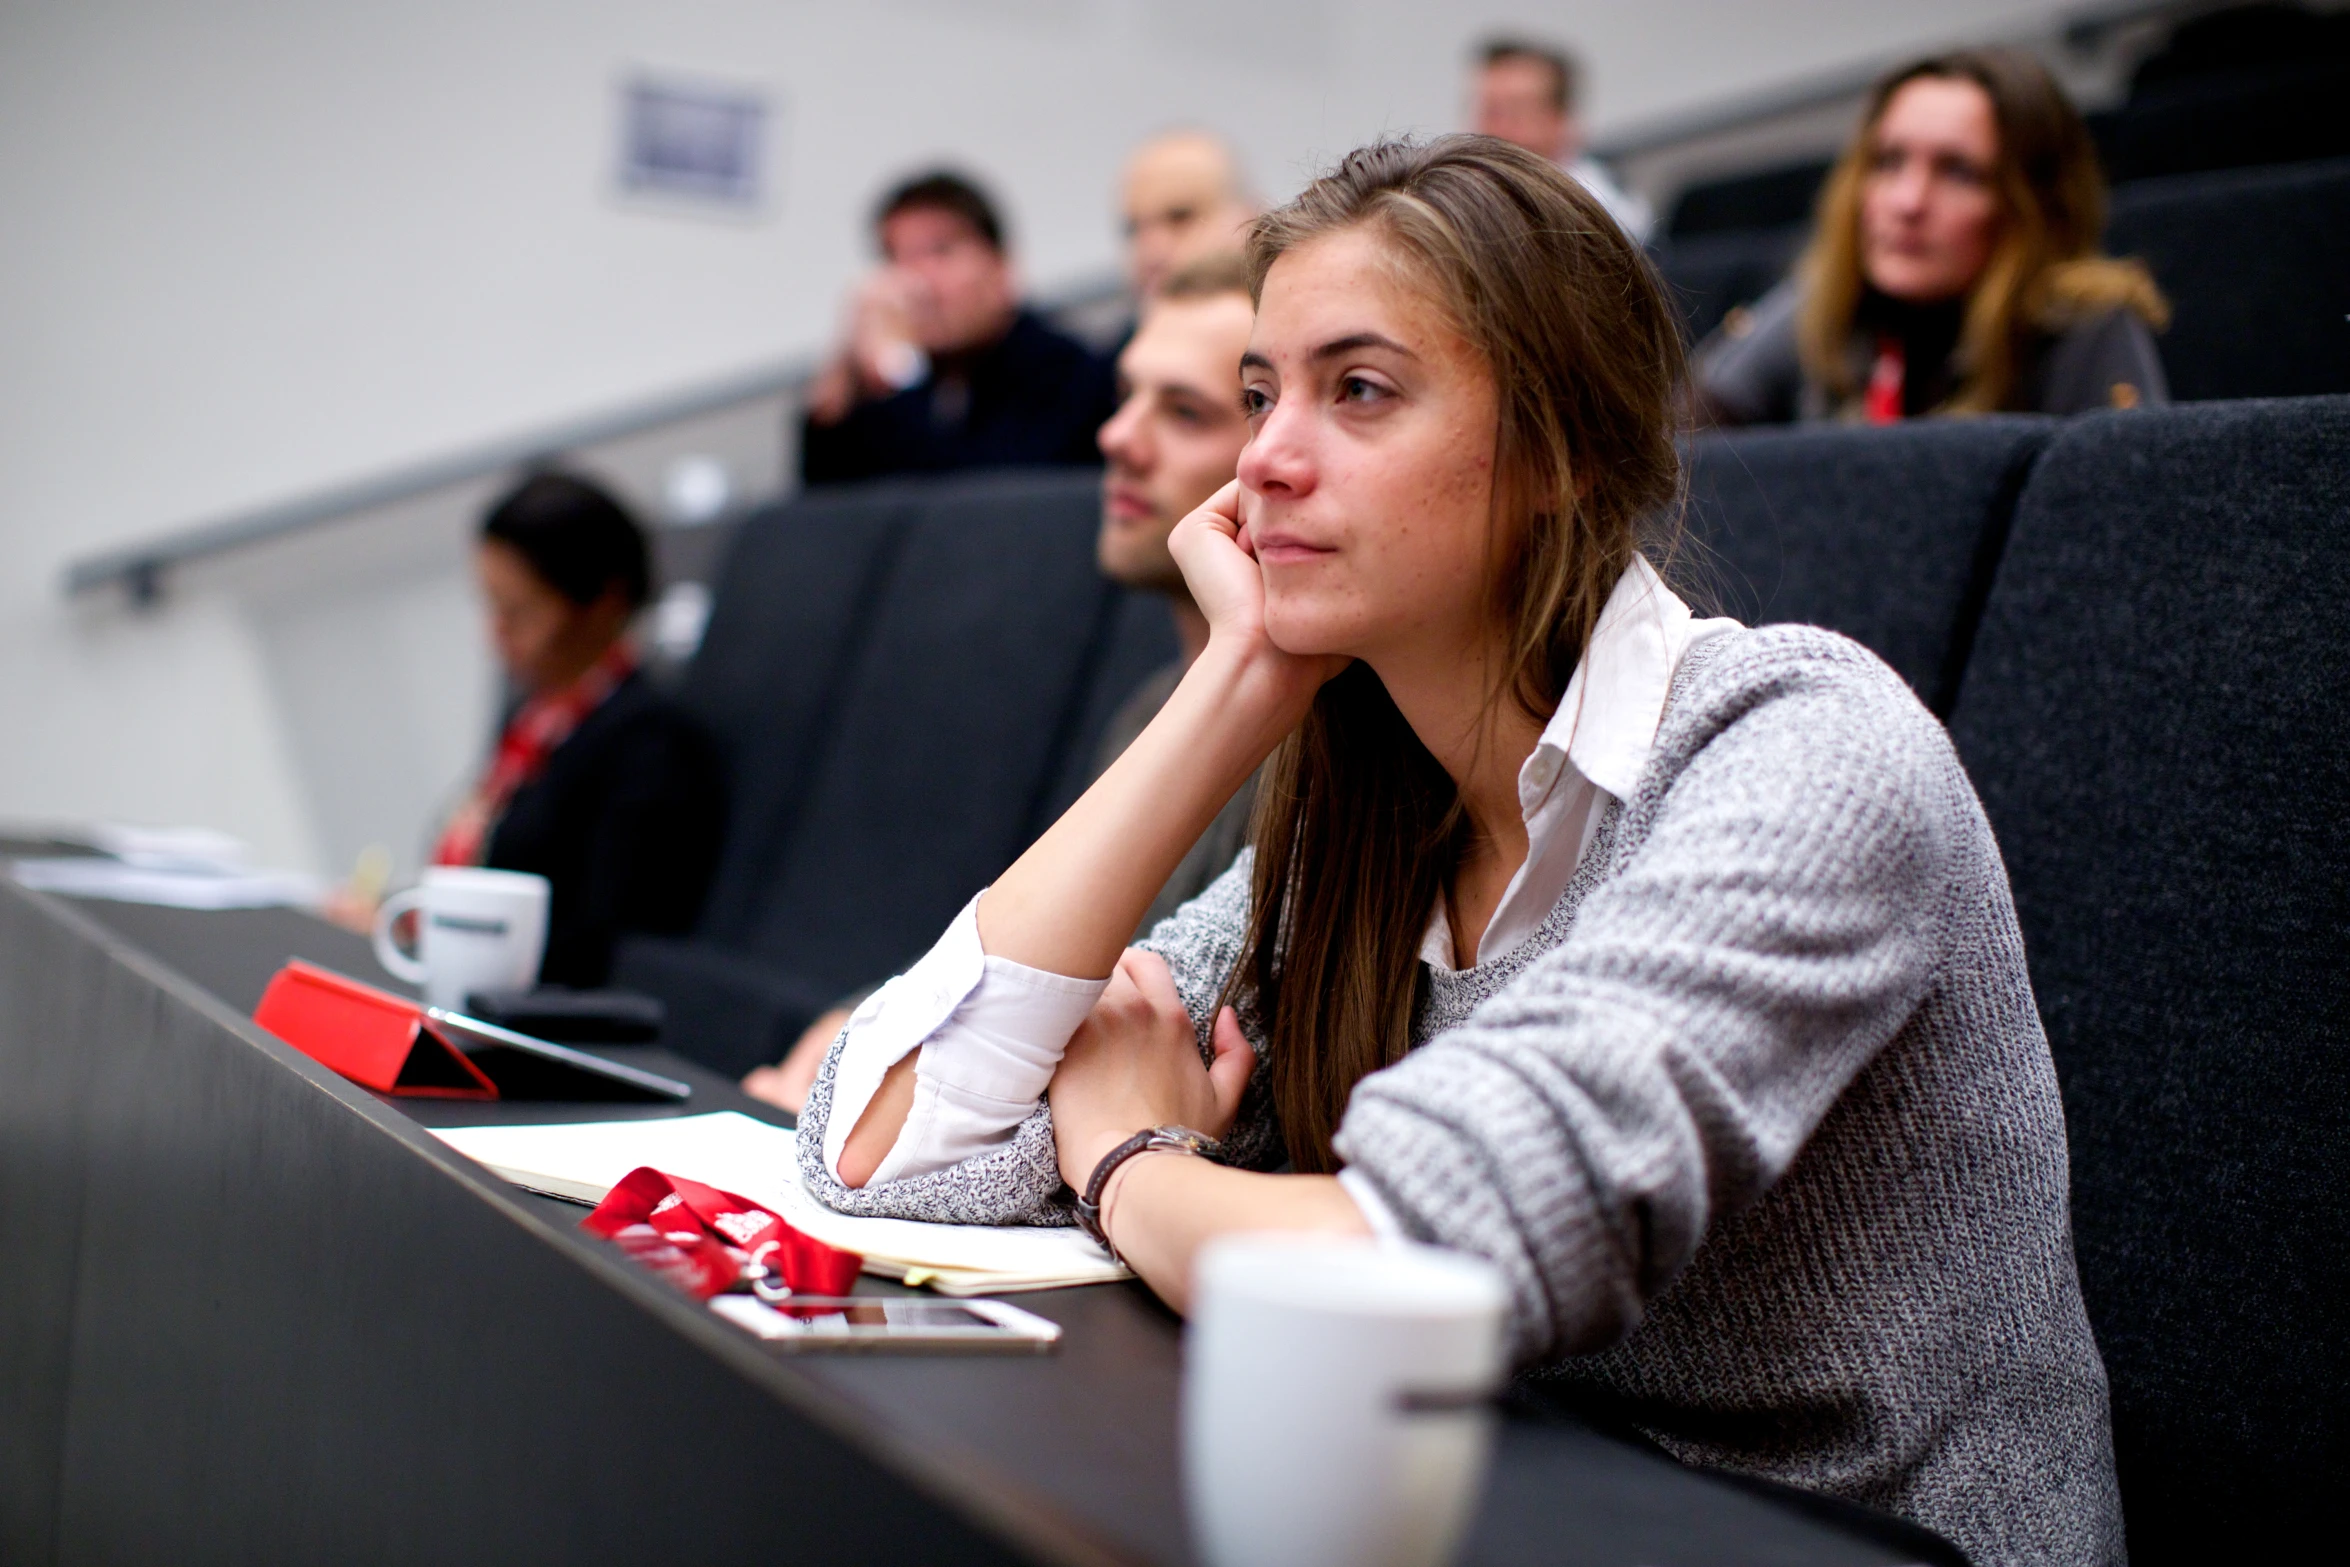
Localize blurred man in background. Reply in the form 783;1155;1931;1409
801;169;1116;484
743;252;1259;1112
1471;36;1655;243
1121;130;1259;299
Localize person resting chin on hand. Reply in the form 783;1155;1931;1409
796;136;2125;1567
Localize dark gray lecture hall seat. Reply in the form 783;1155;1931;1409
679;484;923;938
619;470;1178;1076
1947;397;2350;1564
1682;416;2051;714
1653;225;1805;343
2105;155;2350;400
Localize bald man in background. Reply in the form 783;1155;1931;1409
1120;130;1259;298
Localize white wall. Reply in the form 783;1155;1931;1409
0;0;2076;875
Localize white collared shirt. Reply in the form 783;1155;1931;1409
822;559;1739;1198
1567;155;1656;247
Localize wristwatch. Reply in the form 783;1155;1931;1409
1074;1125;1223;1266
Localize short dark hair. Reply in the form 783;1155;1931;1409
480;471;650;610
1477;37;1579;113
875;169;1006;253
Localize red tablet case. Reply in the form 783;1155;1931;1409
253;959;498;1099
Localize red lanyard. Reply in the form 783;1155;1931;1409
582;1166;863;1300
1864;333;1906;425
434;644;636;867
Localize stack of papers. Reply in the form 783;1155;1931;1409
429;1111;1127;1296
10;822;320;909
11;856;322;910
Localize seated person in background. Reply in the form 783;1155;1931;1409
437;472;723;988
1121;131;1260;302
1693;49;2168;425
797;137;2123;1564
801;170;1117;484
742;253;1261;1114
1470;36;1653;243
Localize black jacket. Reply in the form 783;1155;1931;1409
799;308;1116;485
1692;278;2170;425
484;672;725;987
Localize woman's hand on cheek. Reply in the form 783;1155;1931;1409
1170;480;1347;712
1048;950;1255;1191
1168;480;1270;639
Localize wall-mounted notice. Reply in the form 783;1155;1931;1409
617;76;771;210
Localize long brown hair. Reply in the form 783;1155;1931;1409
1230;136;1687;1172
1798;48;2168;416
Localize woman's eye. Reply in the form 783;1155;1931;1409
1241;386;1272;417
1339;375;1388;405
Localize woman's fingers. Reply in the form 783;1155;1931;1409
1206;1007;1256;1135
1123;949;1183;1012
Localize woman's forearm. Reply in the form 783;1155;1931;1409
840;636;1308;1184
977;637;1309;979
1102;1157;1372;1313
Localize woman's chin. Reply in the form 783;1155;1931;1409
1261;609;1359;661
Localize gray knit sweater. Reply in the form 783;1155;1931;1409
799;626;2125;1566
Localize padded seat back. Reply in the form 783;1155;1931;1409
676;484;921;940
739;469;1166;995
2106;155;2350;400
1947;397;2350;1561
1653;226;1804;343
1683;417;2050;713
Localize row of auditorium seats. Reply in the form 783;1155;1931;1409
614;471;1176;1076
1655;152;2350;399
622;394;2347;1563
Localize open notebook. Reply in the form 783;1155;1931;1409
429;1112;1127;1296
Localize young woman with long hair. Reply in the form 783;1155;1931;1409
798;136;2122;1564
1695;48;2168;424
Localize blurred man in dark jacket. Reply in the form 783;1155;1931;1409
800;170;1115;484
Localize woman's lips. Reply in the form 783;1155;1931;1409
1251;530;1336;565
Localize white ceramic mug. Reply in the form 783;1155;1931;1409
371;867;550;1011
1184;1235;1509;1567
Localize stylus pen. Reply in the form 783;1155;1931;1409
424;1006;695;1099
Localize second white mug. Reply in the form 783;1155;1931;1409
372;866;550;1011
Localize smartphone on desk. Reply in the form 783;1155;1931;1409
709;1294;1061;1354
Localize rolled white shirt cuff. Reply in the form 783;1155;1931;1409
1336;1167;1410;1244
823;893;1108;1186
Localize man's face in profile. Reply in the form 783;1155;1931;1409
880;206;1017;355
1096;291;1257;593
1473;57;1576;164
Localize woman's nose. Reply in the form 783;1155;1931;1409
1888;162;1933;215
1236;400;1314;497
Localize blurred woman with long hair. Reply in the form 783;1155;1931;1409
1696;48;2167;424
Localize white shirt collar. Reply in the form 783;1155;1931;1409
1420;558;1739;972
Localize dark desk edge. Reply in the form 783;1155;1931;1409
15;882;1145;1567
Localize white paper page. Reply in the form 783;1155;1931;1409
11;857;320;910
429;1112;1123;1285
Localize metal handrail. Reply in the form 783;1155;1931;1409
64;274;1130;605
63;356;813;605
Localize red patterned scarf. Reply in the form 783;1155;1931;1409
432;643;635;868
